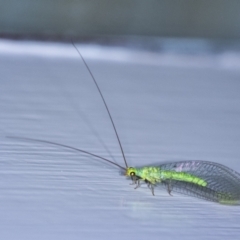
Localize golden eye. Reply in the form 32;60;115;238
130;172;135;176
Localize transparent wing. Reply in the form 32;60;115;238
158;160;240;204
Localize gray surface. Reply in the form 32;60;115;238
1;39;240;239
1;0;240;38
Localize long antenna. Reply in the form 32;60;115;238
72;41;128;168
6;136;126;171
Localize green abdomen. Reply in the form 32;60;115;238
161;171;207;187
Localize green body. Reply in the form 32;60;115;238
125;161;240;205
126;166;207;186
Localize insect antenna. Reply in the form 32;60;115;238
6;136;126;171
72;41;128;168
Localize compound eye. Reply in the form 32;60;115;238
130;172;135;176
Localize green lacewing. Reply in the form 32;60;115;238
8;42;240;205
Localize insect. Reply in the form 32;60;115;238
8;42;240;205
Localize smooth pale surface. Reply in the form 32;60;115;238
1;40;240;240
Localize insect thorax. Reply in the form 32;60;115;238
125;167;162;184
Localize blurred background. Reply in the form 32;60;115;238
1;0;240;40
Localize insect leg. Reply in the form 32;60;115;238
130;175;137;185
162;180;173;196
145;180;155;196
130;175;141;189
149;184;155;196
167;180;173;196
134;179;141;189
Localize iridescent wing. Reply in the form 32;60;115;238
158;160;240;204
